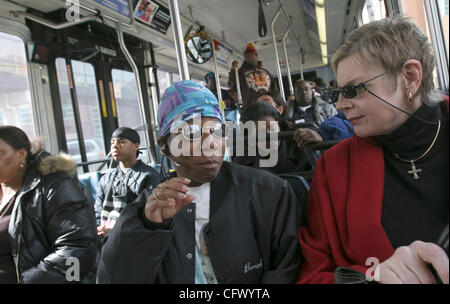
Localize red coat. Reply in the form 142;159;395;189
297;101;449;284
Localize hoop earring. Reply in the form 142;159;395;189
408;91;413;102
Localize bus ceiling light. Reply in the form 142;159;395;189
315;0;327;65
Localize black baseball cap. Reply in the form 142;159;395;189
111;127;140;144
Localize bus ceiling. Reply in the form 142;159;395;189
3;0;365;79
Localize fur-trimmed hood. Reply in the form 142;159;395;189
37;153;77;176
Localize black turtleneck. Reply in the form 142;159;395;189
375;103;449;249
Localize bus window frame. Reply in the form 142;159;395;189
424;0;449;91
0;17;59;152
359;0;449;92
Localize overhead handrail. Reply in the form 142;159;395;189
282;26;294;97
233;56;243;106
271;6;285;101
211;40;223;103
280;3;305;80
168;0;190;80
299;49;304;80
271;0;305;100
258;0;268;37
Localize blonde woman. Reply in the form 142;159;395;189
297;17;448;284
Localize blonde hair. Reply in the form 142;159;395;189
332;16;442;106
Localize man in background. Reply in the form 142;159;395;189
95;127;160;240
228;43;277;108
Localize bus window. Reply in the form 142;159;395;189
362;0;387;24
172;73;182;83
111;68;150;163
157;70;171;98
400;0;448;90
0;32;35;138
400;0;432;37
437;0;449;70
56;58;106;172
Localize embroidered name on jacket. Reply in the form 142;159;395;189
244;259;263;274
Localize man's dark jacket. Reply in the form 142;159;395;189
97;161;303;283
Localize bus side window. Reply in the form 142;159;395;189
56;58;106;173
0;32;36;138
400;0;449;91
112;69;150;163
157;70;171;100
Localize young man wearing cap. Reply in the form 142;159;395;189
98;80;302;283
94;127;160;239
228;43;277;108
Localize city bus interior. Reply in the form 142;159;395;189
0;0;448;202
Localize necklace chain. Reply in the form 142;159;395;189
394;120;441;163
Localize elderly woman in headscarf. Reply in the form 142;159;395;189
97;80;302;284
297;17;448;284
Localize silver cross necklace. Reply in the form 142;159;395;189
393;120;441;180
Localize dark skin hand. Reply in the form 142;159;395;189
294;128;323;147
144;177;196;223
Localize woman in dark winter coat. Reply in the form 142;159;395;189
0;126;98;283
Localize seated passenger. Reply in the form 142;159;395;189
286;79;337;128
0;126;98;283
94;127;160;239
294;111;354;147
297;17;449;284
256;91;286;116
233;102;308;174
97;80;302;283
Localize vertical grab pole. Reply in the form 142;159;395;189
282;26;294;97
234;60;243;106
271;6;285;101
168;0;190;80
149;67;160;132
299;50;304;80
116;23;154;163
212;40;223;103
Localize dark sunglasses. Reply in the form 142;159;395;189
330;69;393;104
179;122;229;141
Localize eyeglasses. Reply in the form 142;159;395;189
330;69;393;104
178;122;229;141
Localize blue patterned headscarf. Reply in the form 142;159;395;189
158;80;225;137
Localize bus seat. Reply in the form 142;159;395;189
78;171;102;204
278;174;309;225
